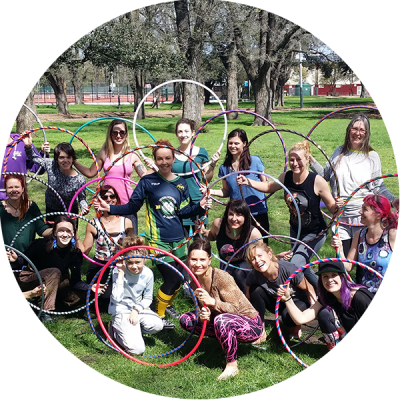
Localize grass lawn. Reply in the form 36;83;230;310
9;99;398;398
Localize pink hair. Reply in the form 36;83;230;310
363;194;398;229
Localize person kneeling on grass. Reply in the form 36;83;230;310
277;260;374;350
108;235;163;355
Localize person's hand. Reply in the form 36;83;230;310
41;141;50;154
94;197;110;213
331;233;343;252
24;284;46;300
129;309;139;325
21;131;32;147
116;261;126;274
81;206;90;216
335;197;344;210
143;157;158;171
236;174;249;186
277;284;291;302
195;288;215;307
199;184;208;196
91;283;108;294
276;250;293;261
199;306;211;323
6;249;18;263
200;194;212;210
210;151;221;168
194;219;206;235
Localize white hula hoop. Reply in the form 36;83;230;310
132;79;228;175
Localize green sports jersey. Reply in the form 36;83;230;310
110;172;204;242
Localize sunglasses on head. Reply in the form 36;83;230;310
101;194;116;200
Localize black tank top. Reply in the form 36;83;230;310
283;171;326;234
216;220;254;263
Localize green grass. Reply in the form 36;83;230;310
15;99;398;398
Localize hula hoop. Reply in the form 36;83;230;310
189;109;287;199
132;79;228;173
87;253;200;359
206;170;302;247
333;174;399;259
223;235;320;272
94;245;207;367
307;105;379;137
5;244;45;318
243;127;340;245
10;211;114;315
275;257;383;368
99;144;210;252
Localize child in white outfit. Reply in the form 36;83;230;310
108;236;163;355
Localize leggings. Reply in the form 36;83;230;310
156;261;183;296
317;307;347;350
180;311;263;363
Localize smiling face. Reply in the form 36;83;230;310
55;221;75;248
227;136;246;156
359;202;380;225
154;148;175;176
320;271;342;295
5;178;23;202
288;149;307;174
248;247;273;273
227;208;245;231
349;120;366;150
176;123;194;146
57;150;74;172
100;188;118;207
110;123;128;146
188;249;212;278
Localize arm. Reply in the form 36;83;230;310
389;228;397;251
131;152;149;178
108;179;146;216
124;218;135;237
296;276;317;305
315;175;338;214
111;262;126;302
73;149;105;178
277;284;322;325
198;218;221;241
236;171;285;193
136;269;154;311
208;178;230;198
203;151;221;183
82;222;96;256
331;231;359;271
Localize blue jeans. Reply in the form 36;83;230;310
289;227;327;290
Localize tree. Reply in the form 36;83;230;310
16;88;36;132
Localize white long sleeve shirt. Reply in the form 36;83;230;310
108;265;154;315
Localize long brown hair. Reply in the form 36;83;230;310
223;129;252;171
4;174;29;220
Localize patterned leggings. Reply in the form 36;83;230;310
179;311;263;363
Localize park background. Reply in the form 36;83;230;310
3;1;397;398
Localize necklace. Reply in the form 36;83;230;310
6;200;19;215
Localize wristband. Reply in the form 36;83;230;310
282;296;292;303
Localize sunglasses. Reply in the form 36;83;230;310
101;194;116;200
111;130;127;137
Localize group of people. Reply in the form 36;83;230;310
1;114;397;380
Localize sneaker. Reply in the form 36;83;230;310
289;325;302;340
165;306;180;319
161;317;175;330
183;282;192;298
39;312;58;324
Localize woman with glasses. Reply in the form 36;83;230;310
83;184;134;310
309;114;398;282
74;119;150;234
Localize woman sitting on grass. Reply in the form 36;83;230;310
179;239;264;381
277;260;374;350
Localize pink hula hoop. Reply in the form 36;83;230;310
94;245;207;367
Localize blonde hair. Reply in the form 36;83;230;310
246;241;277;264
103;119;131;163
289;140;311;160
120;235;148;258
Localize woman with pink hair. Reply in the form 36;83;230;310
332;194;397;290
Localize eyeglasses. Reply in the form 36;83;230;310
111;130;127;138
101;194;116;200
350;127;366;135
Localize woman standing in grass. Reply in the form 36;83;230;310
95;139;211;330
309;114;398;279
179;239;264;380
74;119;151;234
277;260;374;350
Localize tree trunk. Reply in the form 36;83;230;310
252;74;270;126
225;44;239;120
16;89;36;133
71;65;84;105
133;70;146;120
44;71;70;116
173;82;182;104
360;82;367;98
182;82;202;126
204;81;213;105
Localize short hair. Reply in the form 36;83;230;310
54;142;77;163
152;139;174;159
99;184;121;205
363;194;398;229
120;235;148;258
188;238;212;257
175;118;196;134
